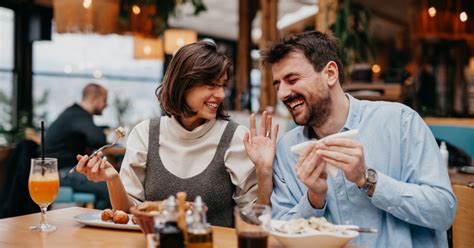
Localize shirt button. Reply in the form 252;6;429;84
339;191;344;196
405;218;409;222
387;206;393;211
345;220;350;224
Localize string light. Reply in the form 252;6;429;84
176;38;185;47
63;65;72;74
83;0;92;9
428;7;436;18
143;45;152;55
132;5;141;15
372;64;381;74
134;37;164;60
93;70;102;79
460;12;468;22
164;29;197;55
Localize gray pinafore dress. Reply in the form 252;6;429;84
144;117;237;227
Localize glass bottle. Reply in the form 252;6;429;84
159;196;185;248
187;196;213;248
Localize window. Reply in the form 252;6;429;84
0;7;14;140
33;33;163;130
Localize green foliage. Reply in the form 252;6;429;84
113;95;131;127
331;0;375;66
0;89;49;145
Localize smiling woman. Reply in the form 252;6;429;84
72;41;277;228
157;41;232;130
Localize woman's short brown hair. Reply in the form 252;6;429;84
156;41;232;119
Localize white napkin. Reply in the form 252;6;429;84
290;129;359;178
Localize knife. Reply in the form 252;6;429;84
337;225;378;233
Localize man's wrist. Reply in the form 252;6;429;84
307;191;326;209
358;168;378;197
356;173;367;188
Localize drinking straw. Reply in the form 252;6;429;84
41;121;45;175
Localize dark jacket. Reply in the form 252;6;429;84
45;104;106;170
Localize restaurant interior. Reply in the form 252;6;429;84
0;0;473;247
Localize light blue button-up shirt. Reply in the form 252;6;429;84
271;94;456;248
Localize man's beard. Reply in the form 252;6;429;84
93;107;103;115
292;91;332;128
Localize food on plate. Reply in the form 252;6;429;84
115;127;126;138
100;209;130;224
278;217;344;234
113;210;130;224
134;200;192;215
101;208;114;221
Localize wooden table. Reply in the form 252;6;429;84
0;207;286;248
449;168;474;186
0;207;145;247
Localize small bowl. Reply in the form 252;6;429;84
270;220;359;248
130;201;193;235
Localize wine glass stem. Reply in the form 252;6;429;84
40;207;47;225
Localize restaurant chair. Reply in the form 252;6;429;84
428;125;474;161
0;140;40;218
54;186;96;209
452;184;474;248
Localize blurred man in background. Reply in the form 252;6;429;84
45;83;111;209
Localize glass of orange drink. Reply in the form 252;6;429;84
28;158;59;232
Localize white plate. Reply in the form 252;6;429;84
73;212;141;231
270;220;359;248
460;166;474;174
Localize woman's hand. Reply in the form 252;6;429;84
243;111;279;174
75;151;119;182
244;111;279;205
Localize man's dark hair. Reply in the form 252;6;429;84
156;41;232;119
261;31;344;83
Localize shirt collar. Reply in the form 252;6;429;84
343;93;363;131
303;93;362;139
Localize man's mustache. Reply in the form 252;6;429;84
283;94;304;105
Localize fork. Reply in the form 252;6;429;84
68;128;125;174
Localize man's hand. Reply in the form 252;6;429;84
295;144;328;209
75;151;119;182
318;138;366;187
243;111;279;174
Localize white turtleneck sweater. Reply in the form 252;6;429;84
119;116;258;207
